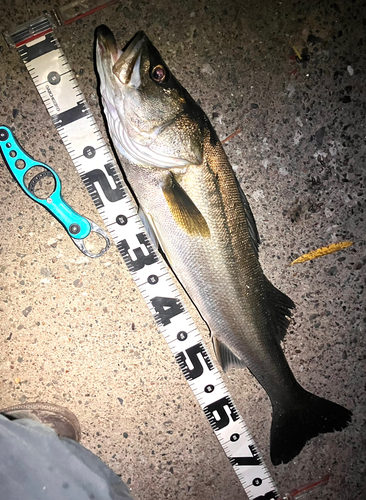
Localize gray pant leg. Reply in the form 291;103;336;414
0;415;134;500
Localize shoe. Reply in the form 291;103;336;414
0;402;81;442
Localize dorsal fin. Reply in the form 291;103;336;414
235;176;261;257
264;277;295;343
162;173;210;238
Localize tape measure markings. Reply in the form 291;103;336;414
5;16;279;500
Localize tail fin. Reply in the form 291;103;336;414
270;389;352;466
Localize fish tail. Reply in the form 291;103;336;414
270;389;352;465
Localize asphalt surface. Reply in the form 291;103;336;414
0;1;365;499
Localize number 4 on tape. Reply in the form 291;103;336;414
5;15;279;500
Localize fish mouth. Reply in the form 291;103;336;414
95;25;120;66
113;31;147;86
96;26;146;87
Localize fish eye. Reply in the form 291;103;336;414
151;65;166;83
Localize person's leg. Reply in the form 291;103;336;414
0;403;134;500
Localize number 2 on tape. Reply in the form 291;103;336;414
5;15;279;500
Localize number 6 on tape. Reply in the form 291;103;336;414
4;15;280;500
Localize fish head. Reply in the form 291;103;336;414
96;26;204;169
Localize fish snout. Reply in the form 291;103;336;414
96;25;119;65
113;31;148;86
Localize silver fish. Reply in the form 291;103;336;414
95;26;351;465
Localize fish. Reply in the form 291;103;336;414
95;26;352;465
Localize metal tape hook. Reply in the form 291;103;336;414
71;218;110;258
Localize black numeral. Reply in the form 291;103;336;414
175;343;213;381
81;163;125;208
229;444;262;466
204;396;239;430
151;296;184;326
253;491;279;500
118;233;158;272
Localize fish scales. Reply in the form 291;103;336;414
122;131;279;376
95;26;352;465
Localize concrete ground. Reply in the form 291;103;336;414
0;0;365;499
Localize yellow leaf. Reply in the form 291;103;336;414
292;45;302;60
291;241;353;265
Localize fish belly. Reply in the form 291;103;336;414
120;151;297;405
114;139;351;467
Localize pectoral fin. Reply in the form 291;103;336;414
212;336;246;371
138;207;159;250
162;174;210;238
139;207;174;263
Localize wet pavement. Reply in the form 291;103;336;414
0;1;365;499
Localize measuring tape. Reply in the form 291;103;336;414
5;15;279;500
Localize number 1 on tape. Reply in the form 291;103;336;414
5;15;279;500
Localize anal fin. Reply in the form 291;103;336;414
212;337;246;372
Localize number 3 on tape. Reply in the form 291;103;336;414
5;15;279;500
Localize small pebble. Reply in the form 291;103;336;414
286;84;296;97
73;279;83;288
201;63;214;75
22;306;32;317
347;65;354;76
123;6;132;18
315;126;326;146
